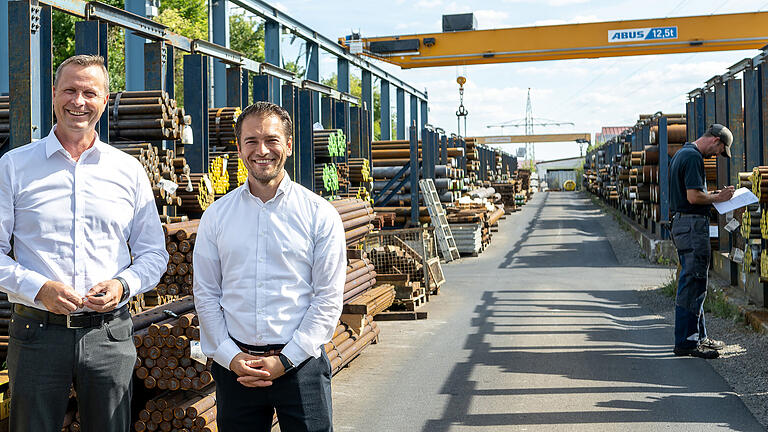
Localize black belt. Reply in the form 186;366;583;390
233;338;285;357
673;212;709;219
13;304;128;329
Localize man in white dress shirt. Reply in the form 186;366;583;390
0;55;168;431
193;102;346;431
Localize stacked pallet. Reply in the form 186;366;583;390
208;107;240;150
109;91;188;141
367;244;427;310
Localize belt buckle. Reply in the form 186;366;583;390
247;349;269;356
66;314;85;329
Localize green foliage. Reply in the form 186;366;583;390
660;274;677;298
229;13;264;63
704;287;745;323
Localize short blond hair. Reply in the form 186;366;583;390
54;55;109;94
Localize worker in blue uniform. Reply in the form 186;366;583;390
668;124;733;359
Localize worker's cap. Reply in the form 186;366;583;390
707;123;732;158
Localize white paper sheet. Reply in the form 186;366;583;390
712;187;758;214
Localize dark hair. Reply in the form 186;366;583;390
234;101;293;144
54;55;109;94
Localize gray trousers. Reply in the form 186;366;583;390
7;308;136;432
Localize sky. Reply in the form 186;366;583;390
241;0;768;161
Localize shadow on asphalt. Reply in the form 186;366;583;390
421;289;757;431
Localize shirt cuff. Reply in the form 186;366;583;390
19;270;49;306
213;338;242;371
116;268;141;299
281;340;312;366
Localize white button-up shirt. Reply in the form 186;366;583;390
193;173;346;368
0;128;169;310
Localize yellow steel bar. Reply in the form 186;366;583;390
353;12;768;68
473;134;591;144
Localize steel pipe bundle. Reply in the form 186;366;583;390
176;174;216;214
343;258;377;302
110;142;187;209
324;315;380;375
109;90;188;141
133;311;213;391
209;151;248;194
155;221;199;301
134;385;216;432
331;198;376;247
450;222;483;255
491;182;522;213
209;107;241;150
314;129;347;158
348;158;372;183
315;163;342;196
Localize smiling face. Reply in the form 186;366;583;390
237;114;293;185
52;64;108;138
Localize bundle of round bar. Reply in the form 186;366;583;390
109;90;189;141
154;221;199;303
132;311;213;391
330;198;376;247
134;385;217;432
208;107;241;151
176;174;216;214
325;316;380;375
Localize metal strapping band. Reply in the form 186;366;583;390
112;91;123;138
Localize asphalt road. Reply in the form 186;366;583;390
330;191;765;432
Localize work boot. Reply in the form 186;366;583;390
699;337;725;350
673;345;720;359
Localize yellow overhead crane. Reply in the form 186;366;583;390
339;12;768;68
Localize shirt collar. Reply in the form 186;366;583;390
45;125;104;160
241;170;293;202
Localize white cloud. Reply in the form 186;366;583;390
473;10;512;29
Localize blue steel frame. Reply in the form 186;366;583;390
440;134;447;165
396;88;405;140
409;124;419;225
183;54;209;174
75;20;109;142
226;66;248;108
350;106;361;158
281;83;296;179
8;0;44;148
658;116;669;239
744;67;761;169
212;0;228;107
297;88;315;191
727;78;744;186
124;0;144;91
410;94;418;138
714;81;730;252
380;79;390;140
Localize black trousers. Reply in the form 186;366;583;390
7;309;136;432
211;351;333;432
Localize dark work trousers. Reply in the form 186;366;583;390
7;308;136;432
671;214;711;349
211;351;333;432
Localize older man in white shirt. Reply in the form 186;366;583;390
0;55;168;432
193;102;346;432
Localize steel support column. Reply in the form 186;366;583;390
761;63;768;166
75;20;109;142
361;70;372;141
264;19;280;104
297;89;314;190
420;99;427;129
281;83;295;178
124;0;145;91
321;96;333;128
410;94;418;138
396;87;404;140
226;66;247;108
183;54;209;174
38;4;51;137
212;0;228;107
350;106;360;158
337;58;349;93
306;41;319;120
695;94;706;139
659;117;670;239
440;134;447;165
744;68;761;169
380;79;390;140
409;124;419;226
0;0;8;94
714;82;729;252
8;0;42;148
727;78;744;185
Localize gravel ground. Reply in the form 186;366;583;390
593;194;768;430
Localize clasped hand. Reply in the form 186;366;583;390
34;279;123;314
229;352;286;388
